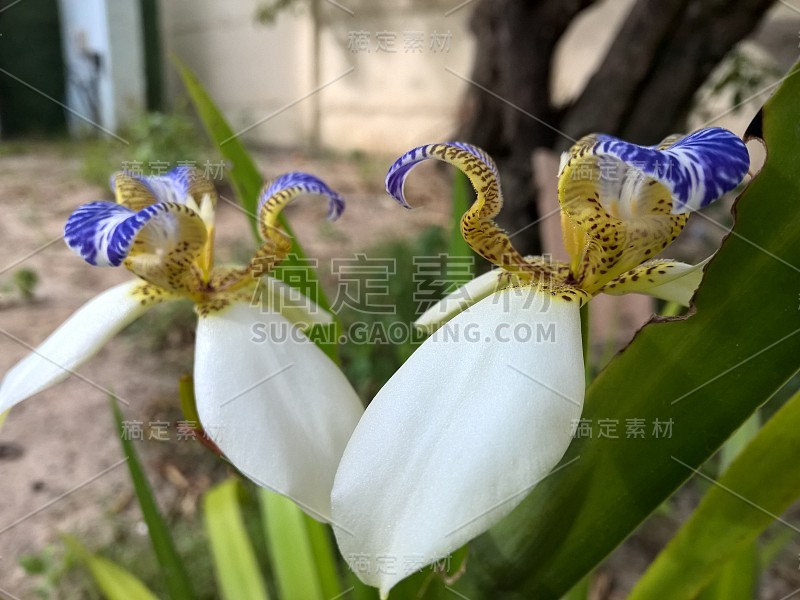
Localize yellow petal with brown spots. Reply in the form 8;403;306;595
558;135;688;294
385;143;541;278
600;258;710;306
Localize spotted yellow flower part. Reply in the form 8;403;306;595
387;143;551;285
65;166;345;316
386;128;749;307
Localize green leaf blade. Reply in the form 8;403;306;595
259;489;327;600
628;389;800;600
175;57;340;361
110;398;195;600
204;479;270;600
66;535;160;600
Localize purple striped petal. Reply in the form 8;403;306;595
64;200;205;267
592;127;749;213
259;172;345;221
385;142;498;209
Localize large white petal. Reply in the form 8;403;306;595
194;301;363;523
331;287;584;596
0;279;164;413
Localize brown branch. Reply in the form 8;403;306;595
559;0;689;147
560;0;776;148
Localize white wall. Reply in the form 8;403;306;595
160;0;475;153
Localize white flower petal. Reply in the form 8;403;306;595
0;280;164;413
414;269;502;333
331;287;584;596
600;258;711;306
194;301;363;522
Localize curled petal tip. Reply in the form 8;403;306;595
385;142;498;210
64;200;206;272
259;172;346;223
589;127;749;214
111;165;216;210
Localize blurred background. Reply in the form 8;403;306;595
1;0;799;598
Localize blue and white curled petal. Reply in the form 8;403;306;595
592;127;749;213
64;200;205;267
385;142;498;209
259;172;345;221
111;165;215;208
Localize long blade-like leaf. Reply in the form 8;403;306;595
204;479;270;600
628;389;800;599
259;489;326;600
173;57;266;237
65;535;160;600
693;412;761;600
304;515;344;600
175;58;339;361
110;398;194;600
474;61;800;597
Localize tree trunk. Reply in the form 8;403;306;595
459;0;598;255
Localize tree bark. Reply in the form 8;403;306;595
459;0;598;255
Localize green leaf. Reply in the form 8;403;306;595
473;61;800;597
345;570;380;600
258;489;325;600
694;411;762;600
178;373;200;425
719;411;760;473
173;57;263;236
175;57;340;360
760;528;794;568
627;389;800;599
559;575;590;600
110;398;194;600
304;515;344;600
695;544;758;600
64;535;159;600
204;479;270;600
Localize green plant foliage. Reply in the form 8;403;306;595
204;479;270;600
64;535;159;600
471;61;800;598
628;389;800;599
80;111;209;187
693;412;761;599
13;267;39;302
304;517;344;600
338;227;449;399
110;398;195;599
259;490;327;600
